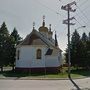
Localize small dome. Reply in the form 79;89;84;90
39;16;48;33
39;26;48;32
48;31;53;34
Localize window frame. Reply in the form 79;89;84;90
36;49;42;59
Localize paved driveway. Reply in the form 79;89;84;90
0;78;90;90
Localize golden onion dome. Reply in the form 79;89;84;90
48;31;53;34
39;16;48;33
39;26;48;32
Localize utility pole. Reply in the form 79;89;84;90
61;1;76;78
67;4;71;78
61;2;81;90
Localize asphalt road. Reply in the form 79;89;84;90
0;78;90;90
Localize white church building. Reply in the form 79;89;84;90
15;17;62;73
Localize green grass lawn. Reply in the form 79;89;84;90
0;67;90;79
0;69;90;79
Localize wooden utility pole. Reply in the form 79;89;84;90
61;1;76;78
67;4;71;78
61;1;81;90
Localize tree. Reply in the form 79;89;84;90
70;30;81;68
65;30;81;68
10;28;22;71
65;31;90;69
0;22;9;35
79;32;90;68
81;32;88;42
0;22;22;72
88;32;90;41
85;32;90;69
0;22;9;72
7;36;16;71
11;28;22;44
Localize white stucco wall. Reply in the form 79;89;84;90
15;45;62;68
45;56;59;67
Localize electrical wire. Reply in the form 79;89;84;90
75;0;89;26
33;0;65;32
74;18;89;33
76;6;90;30
78;0;89;7
33;0;89;34
75;12;87;26
33;0;61;16
76;5;89;22
73;0;90;30
74;18;83;26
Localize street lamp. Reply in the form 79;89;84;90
75;26;86;30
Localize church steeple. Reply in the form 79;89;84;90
55;31;58;47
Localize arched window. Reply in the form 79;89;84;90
36;49;42;59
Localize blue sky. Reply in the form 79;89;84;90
0;0;90;52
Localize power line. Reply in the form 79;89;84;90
78;0;89;7
33;0;61;16
74;17;89;34
76;0;89;25
76;0;81;3
76;5;90;29
75;12;87;26
73;1;90;28
74;18;83;26
33;0;64;32
76;5;90;24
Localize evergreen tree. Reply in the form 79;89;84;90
70;30;81;67
0;22;22;72
80;32;89;68
65;31;90;69
10;28;22;70
0;22;9;71
7;36;16;71
0;22;9;35
71;30;80;45
81;32;88;42
86;32;90;69
88;32;90;41
86;40;90;68
77;40;87;67
11;28;22;44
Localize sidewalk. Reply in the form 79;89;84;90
0;74;88;80
0;78;90;90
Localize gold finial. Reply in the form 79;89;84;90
43;15;45;21
55;31;58;46
33;22;35;30
49;24;51;31
42;15;45;27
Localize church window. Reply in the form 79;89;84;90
17;50;20;60
36;49;42;59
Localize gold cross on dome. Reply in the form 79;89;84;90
33;22;35;29
43;15;45;21
49;24;51;31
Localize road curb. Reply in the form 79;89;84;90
0;76;89;80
